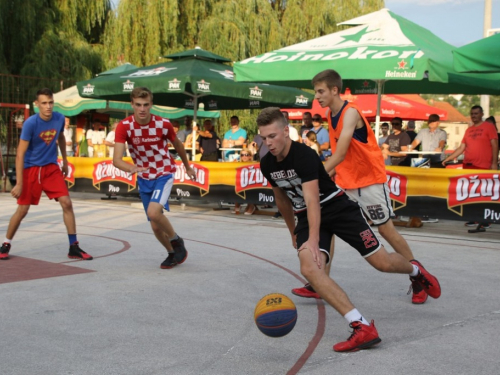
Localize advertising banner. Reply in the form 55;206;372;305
60;158;500;223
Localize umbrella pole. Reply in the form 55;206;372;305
374;80;384;143
192;97;197;161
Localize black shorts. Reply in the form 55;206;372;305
295;194;382;260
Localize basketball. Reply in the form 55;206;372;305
254;293;297;337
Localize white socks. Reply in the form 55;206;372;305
410;264;419;277
344;308;370;326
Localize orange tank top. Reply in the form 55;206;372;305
327;102;387;189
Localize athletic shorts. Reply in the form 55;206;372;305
18;164;69;205
294;194;382;260
344;183;394;226
138;174;174;221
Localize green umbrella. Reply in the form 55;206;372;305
234;9;500;138
34;85;220;120
77;47;313;112
453;33;500;73
77;47;313;159
98;63;139;76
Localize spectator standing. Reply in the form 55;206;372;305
300;112;313;142
378;122;391;166
185;124;201;161
198;119;219;161
63;117;74;156
410;114;447;168
442;106;498;230
86;120;106;157
382;117;411;166
311;114;331;160
104;122;118;158
406;120;418;143
232;150;257;215
282;111;300;142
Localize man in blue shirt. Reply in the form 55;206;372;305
222;116;247;161
0;88;92;261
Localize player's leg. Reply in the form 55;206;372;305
2;167;41;260
0;205;31;260
140;175;188;269
345;184;428;303
335;197;440;300
43;164;92;260
297;228;381;352
346;183;415;260
377;220;414;261
292;235;334;299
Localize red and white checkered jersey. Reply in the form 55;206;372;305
115;115;177;180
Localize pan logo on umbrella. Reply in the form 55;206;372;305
249;86;263;99
208;100;218;109
83;84;95;95
249;100;261;108
295;95;309;106
185;98;194;108
122;80;135;92
197;79;211;93
168;78;182;91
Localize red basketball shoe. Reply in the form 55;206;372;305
333;320;381;352
0;242;11;260
291;283;321;299
410;260;441;299
68;242;93;260
408;279;428;304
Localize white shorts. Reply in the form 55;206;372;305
344;183;393;226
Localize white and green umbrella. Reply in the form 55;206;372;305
453;33;500;73
34;85;220;120
234;9;500;137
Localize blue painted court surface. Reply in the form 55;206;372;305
1;193;500;375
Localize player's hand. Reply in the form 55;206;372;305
11;184;22;199
186;167;197;181
129;165;148;174
298;240;322;269
61;160;69;176
291;235;297;249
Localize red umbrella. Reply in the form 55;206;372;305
282;89;447;122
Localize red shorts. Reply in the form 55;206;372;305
18;164;69;205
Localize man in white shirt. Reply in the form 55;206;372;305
282;111;300;142
86;120;106;157
104;122;118;158
63;117;74;156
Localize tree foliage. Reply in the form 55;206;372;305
0;0;110;82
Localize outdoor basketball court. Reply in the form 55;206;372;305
1;193;499;375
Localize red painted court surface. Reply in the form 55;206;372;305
1;193;500;375
0;256;94;284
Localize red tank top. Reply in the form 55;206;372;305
327;103;387;189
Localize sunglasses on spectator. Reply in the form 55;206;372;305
312;118;322;122
241;153;251;157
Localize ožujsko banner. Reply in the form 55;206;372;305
60;158;500;223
